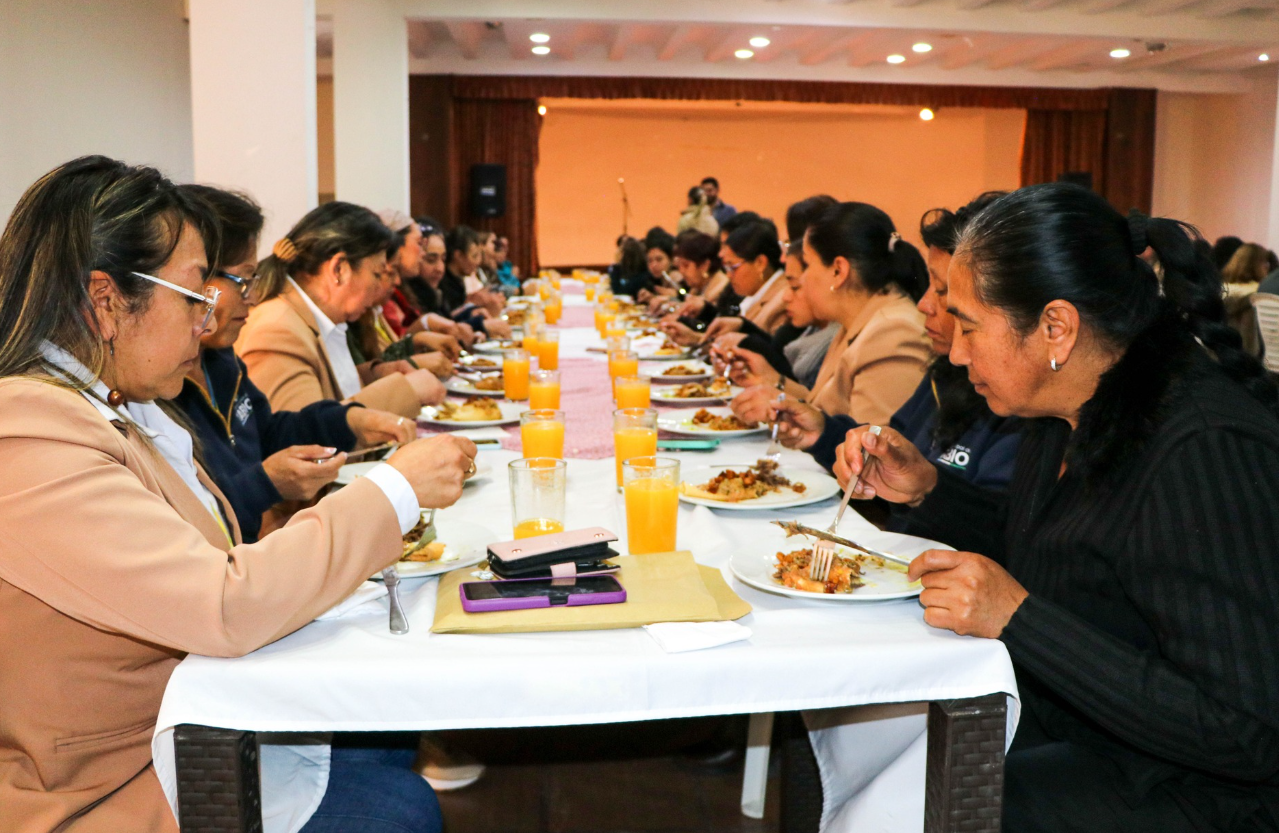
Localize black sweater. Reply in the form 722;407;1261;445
919;328;1279;819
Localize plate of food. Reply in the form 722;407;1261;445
656;407;765;437
335;459;492;487
630;334;690;361
651;378;740;405
419;399;523;427
472;339;523;355
446;375;505;397
730;528;949;601
678;460;840;509
454;354;501;373
645;361;713;383
374;515;498;579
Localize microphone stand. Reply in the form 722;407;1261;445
618;178;631;237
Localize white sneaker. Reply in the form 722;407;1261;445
414;736;486;791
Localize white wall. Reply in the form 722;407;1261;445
1153;66;1279;246
0;0;194;224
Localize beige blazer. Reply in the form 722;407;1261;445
808;290;930;425
0;378;405;833
237;284;420;418
743;272;789;334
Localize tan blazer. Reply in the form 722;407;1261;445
0;378;405;833
237;283;420;418
743;272;789;334
808;290;930;425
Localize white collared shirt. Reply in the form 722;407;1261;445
287;278;362;400
738;269;784;316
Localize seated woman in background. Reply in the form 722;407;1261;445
493;235;521;296
730;202;930;425
236;202;446;418
171;185;416;543
441;225;510;336
836;183;1279;832
608;235;652;297
398;219;476;348
0;155;476;833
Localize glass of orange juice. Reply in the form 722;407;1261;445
545;291;563;324
529;369;561;410
585;285;596;302
596;308;616;338
503;348;530;400
613;407;658;488
537;279;552;301
623;456;680;555
536;329;559;370
509;457;567;539
520;409;565;459
521;314;543;354
608;349;639;382
614;375;651;409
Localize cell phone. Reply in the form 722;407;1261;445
459;575;627;613
657;439;720;451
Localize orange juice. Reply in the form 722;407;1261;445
514;518;565;539
608;351;639;380
624;478;679;554
537;281;552;301
614;426;657;486
614;376;651;409
529;376;561;409
545;298;562;324
522;331;539;354
536;337;559;370
604;325;626;340
585;285;596;301
503;350;530;400
596;311;616;337
521;418;565;459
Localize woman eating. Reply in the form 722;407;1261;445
837;184;1279;831
0;155;477;833
731;202;930;424
236;202;446;417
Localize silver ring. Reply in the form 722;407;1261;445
398;417;407;426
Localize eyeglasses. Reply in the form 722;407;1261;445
723;260;744;274
212;269;259;300
131;272;220;332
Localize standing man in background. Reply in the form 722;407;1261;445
701;177;737;227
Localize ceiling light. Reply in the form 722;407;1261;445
886;54;906;64
913;42;933;53
749;36;771;48
531;45;551;55
1261;53;1271;61
735;48;755;59
538;105;547;116
920;108;935;121
529;33;550;43
1110;48;1131;59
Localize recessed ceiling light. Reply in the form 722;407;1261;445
920;108;935;121
1110;48;1131;58
887;54;906;64
749;36;771;48
538;105;547;116
1261;53;1271;61
735;48;755;59
531;45;551;55
913;42;933;53
529;33;550;43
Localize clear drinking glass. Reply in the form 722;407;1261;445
509;457;567;539
520;409;565;459
528;369;561;410
623;456;680;555
613;407;658;488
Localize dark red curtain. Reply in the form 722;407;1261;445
1020;108;1109;190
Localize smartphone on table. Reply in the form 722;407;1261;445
459;575;626;613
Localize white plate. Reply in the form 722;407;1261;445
652;384;742;405
419;399;523;428
335;460;492;487
446;377;505;397
631;334;690;361
656;406;766;438
730;529;952;601
644;361;713;384
374;518;498;579
678;464;841;510
454;355;502;373
472;340;523;354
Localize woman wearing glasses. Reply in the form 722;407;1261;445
171;185;416;543
0;156;470;833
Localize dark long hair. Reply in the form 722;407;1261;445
0;155;218;382
257;201;394;301
957;183;1279;418
179;184;263;268
785;195;837;245
725;219;782;274
919;191;1007;255
806;202;926;302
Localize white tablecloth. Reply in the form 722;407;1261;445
153;356;1018;833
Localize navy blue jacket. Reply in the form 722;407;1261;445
173;347;357;542
807;373;1021;539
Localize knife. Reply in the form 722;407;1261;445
770;520;914;567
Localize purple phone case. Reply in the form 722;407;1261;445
459;576;627;613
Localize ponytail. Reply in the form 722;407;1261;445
807;202;926;301
256;202;395;302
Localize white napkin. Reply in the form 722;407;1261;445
448;427;510;444
315;581;388;621
643;621;752;653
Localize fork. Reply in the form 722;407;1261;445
810;425;882;582
382;566;410;634
763;381;786;464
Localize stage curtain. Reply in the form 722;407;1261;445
450;98;541;280
1019;108;1108;191
1102;88;1157;214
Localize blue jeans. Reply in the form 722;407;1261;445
299;734;442;833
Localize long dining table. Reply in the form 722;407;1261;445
152;285;1019;833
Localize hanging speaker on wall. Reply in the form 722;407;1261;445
470;164;507;218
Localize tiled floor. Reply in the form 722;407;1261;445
435;718;780;833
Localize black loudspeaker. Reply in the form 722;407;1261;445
469;164;506;218
1058;171;1093;190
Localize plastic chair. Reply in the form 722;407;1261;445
1250;293;1279;373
